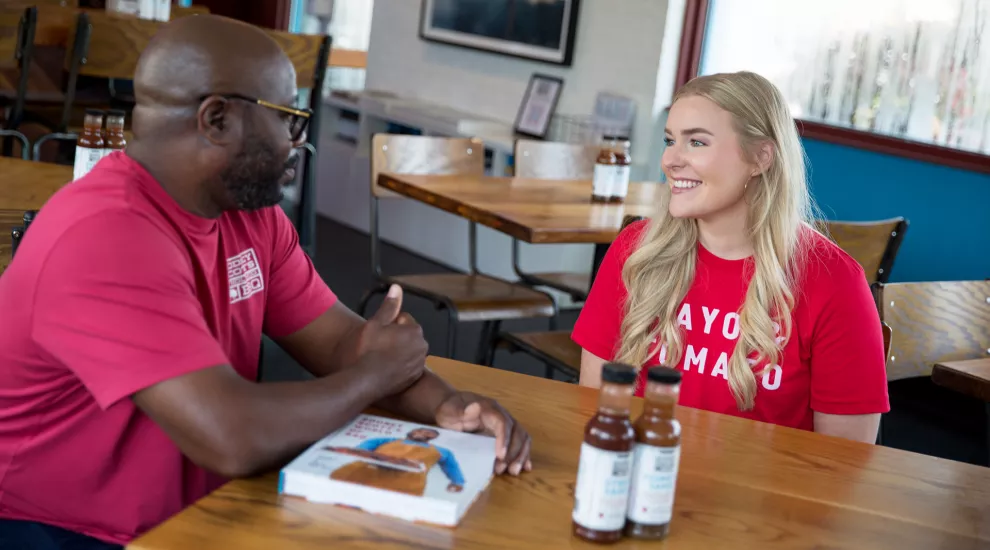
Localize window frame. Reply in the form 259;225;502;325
675;0;990;175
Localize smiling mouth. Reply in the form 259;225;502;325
671;179;701;190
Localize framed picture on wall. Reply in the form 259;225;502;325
419;0;581;66
514;73;564;139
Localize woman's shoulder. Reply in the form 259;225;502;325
612;218;650;258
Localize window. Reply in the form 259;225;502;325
292;0;373;93
682;0;990;172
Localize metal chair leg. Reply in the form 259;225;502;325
876;414;885;446
446;308;459;360
474;321;493;365
480;321;501;367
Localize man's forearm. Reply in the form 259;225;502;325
232;367;385;476
374;368;457;425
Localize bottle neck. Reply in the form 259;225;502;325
83;114;103;134
642;381;679;418
597;382;634;416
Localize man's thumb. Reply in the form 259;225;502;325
370;284;403;325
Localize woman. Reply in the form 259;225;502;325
571;71;888;443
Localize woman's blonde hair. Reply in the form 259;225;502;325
615;71;816;411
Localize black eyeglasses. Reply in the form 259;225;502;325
203;93;312;142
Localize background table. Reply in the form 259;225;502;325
0;157;72;211
129;357;990;549
378;173;660;244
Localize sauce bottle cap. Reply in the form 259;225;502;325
601;363;638;385
85;109;105;117
646;366;682;385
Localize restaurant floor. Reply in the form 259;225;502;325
262;216;988;468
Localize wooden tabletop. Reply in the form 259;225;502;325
933;358;990;402
0;157;72;212
378;173;661;244
129;357;990;550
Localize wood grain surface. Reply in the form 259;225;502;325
933;358;990;402
371;134;485;199
819;218;904;284
65;9;162;79
0;157;72;211
265;29;327;88
877;280;990;380
378;173;660;244
513;139;598;180
129;357;990;550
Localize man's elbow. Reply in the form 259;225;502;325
190;432;271;479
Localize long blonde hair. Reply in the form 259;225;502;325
616;71;815;411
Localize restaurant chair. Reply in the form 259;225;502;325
872;280;990;447
0;6;37;159
264;28;332;257
510;139;600;303
489;214;646;380
30;10;98;160
359;134;557;361
816;217;908;285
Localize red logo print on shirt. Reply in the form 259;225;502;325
227;248;264;304
649;303;785;391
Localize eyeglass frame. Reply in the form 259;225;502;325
199;93;312;142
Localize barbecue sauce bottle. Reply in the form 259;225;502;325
572;363;637;543
73;109;105;180
624;366;682;539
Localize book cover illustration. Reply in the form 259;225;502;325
279;414;497;526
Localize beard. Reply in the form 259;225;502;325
219;136;297;211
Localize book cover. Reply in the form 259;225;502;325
279;414;497;527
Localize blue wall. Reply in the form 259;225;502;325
804;138;990;283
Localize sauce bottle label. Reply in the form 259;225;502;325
611;165;631;198
572;442;632;531
626;444;680;525
592;164;615;197
73;147;104;181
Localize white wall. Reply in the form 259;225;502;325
318;0;679;305
366;0;671;165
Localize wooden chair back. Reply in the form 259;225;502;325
874;280;990;381
0;6;34;61
513;139;598;180
63;10;162;79
371;134;485;199
816;217;908;284
0;6;37;131
265;29;331;89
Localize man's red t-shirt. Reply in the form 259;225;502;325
572;220;889;431
0;152;337;544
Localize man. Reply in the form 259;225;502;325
327;428;464;496
0;15;531;549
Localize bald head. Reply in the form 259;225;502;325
126;15;304;218
134;14;296;111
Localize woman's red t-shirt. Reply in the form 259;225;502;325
571;220;890;431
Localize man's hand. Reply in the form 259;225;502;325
435;392;532;476
337;285;428;398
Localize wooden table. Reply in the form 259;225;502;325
0;157;71;272
379;173;660;245
130;357;990;549
0;156;71;211
933;358;990;464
